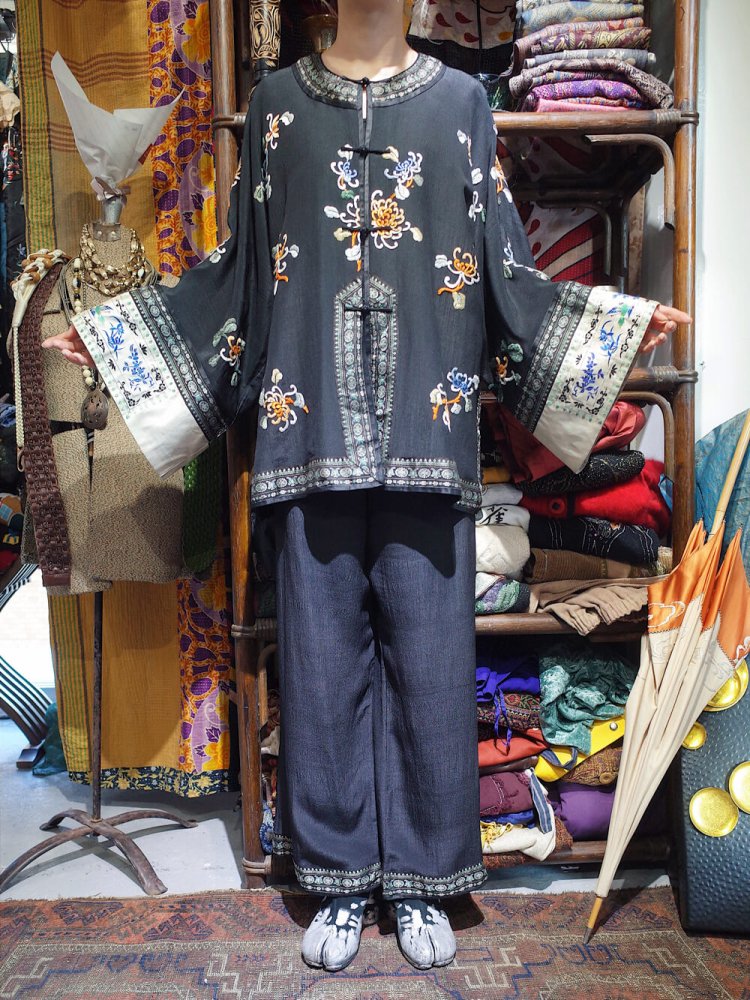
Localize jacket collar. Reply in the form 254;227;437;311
294;52;444;108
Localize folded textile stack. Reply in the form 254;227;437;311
510;0;672;113
482;397;672;631
475;482;532;614
476;650;548;768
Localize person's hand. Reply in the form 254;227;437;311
42;324;94;368
638;304;692;355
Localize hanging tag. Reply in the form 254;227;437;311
81;388;109;430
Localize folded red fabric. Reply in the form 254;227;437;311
485;400;647;483
478;729;548;767
520;459;670;535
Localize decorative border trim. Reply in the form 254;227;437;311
272;832;293;856
334;278;379;474
73;289;221;477
293;861;383;896
382;862;488;899
384;458;482;510
68;765;231;797
515;281;589;430
251;458;376;504
294;52;444;108
133;286;225;439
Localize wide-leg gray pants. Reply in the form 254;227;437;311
270;488;486;899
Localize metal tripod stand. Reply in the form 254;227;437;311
0;591;197;896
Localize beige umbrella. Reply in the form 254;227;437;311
585;412;750;942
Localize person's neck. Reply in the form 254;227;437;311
321;1;415;81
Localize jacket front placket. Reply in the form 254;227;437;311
337;78;395;484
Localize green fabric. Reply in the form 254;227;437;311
181;441;223;574
32;703;67;776
538;639;636;753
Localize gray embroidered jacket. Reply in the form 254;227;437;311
73;53;657;511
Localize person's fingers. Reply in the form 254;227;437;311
60;348;91;366
655;305;693;324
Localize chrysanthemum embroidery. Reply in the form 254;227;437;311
254;110;294;203
208;318;245;386
491;155;513;203
383;148;424;200
272;234;299;294
457;130;483;185
491;341;524;401
435;248;480;309
325;145;424;269
260;369;309;431
430;368;480;430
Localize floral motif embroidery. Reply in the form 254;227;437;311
491;155;513;203
457;130;483;185
383;149;424;200
102;312;126;356
469;190;484;222
272;234;299;294
435;248;480;309
324;145;423;269
208;318;245;386
491;340;524;402
430;367;480;430
370;190;422;249
502;237;550;281
208;241;228;264
260;368;309;431
331;151;360;193
122;344;154;388
571;352;605;399
254;110;294;202
600;300;633;360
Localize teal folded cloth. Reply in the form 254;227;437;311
538;639;636;753
475;576;531;615
33;703;67;776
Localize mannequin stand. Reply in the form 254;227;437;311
0;592;197;896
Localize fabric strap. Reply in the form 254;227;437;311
17;263;72;586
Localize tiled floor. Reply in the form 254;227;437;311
0;573;668;901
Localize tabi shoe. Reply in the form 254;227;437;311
301;894;369;972
393;897;457;970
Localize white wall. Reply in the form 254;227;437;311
641;0;750;443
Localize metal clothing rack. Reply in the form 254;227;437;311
210;0;699;885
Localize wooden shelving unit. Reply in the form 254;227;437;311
209;0;699;885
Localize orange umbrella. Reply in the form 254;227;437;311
585;412;750;942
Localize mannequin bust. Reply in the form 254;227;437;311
19;204;183;594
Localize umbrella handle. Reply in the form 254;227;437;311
709;409;750;537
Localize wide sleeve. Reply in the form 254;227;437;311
72;90;273;478
481;125;658;475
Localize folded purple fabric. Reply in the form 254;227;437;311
476;652;541;697
510;60;673;108
521;80;644;111
480;771;534;817
546;780;668;839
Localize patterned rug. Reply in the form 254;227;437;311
1;887;747;999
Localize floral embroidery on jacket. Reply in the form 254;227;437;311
383;149;424;200
430;367;480;430
490;340;524;402
324;145;424;269
469;190;484;222
491;155;513;204
502;237;550;281
272;234;299;294
208;318;245;386
435;248;480;309
260;368;309;431
457;130;483;185
254;110;295;203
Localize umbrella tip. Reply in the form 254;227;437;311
584;896;604;944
